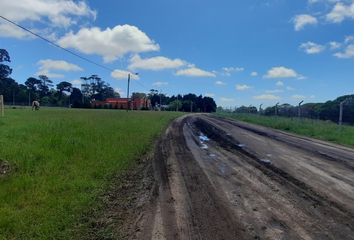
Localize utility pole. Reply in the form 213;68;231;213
127;73;131;111
28;89;31;107
0;95;4;117
259;104;263;115
275;102;280;116
127;73;138;111
298;100;304;118
190;101;193;113
159;90;162;111
339;97;352;125
176;95;179;112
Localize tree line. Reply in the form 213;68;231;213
0;49;217;112
219;95;354;124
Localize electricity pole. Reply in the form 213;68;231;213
339;97;352;125
275;102;279;116
298;100;304;118
126;72;138;111
259;104;263;115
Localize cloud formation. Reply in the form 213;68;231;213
152;81;168;87
253;94;280;100
327;1;354;23
0;0;96;38
175;67;216;77
58;25;160;62
300;41;326;54
293;14;318;31
264;66;298;78
36;59;83;78
128;55;185;71
111;70;140;80
334;44;354;58
235;84;251;91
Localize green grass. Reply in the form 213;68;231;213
0;108;182;240
215;112;354;148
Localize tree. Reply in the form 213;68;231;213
0;49;12;80
38;75;53;97
25;77;41;100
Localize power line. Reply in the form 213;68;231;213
0;15;114;72
0;15;153;93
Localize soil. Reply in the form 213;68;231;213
96;114;354;240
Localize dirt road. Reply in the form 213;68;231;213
134;114;354;240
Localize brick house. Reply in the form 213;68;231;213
92;98;151;110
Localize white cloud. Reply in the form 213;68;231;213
0;22;33;39
250;71;258;77
58;25;160;62
220;97;235;102
292;94;306;100
345;35;354;43
115;88;125;96
329;41;342;50
264;66;299;78
128;55;186;71
253;94;280;100
293;14;318;31
205;93;215;97
0;0;96;38
222;66;244;76
235;84;251;91
111;70;140;80
36;59;82;79
175;67;216;77
152;81;168;87
265;89;284;93
286;86;295;91
70;79;84;88
215;80;226;86
37;59;83;72
300;42;326;54
334;44;354;58
326;1;354;23
276;80;284;86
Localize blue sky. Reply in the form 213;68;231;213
0;0;353;107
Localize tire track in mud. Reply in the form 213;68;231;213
133;114;354;240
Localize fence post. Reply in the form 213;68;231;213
0;95;4;117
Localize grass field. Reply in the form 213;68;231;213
216;113;354;148
0;108;182;240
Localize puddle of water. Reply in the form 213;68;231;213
209;153;216;157
201;143;208;149
266;154;272;157
238;144;246;148
199;134;210;142
259;159;272;164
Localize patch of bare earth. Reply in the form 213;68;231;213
84;114;354;240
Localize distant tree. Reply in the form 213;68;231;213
25;77;41;100
0;49;12;80
56;81;72;94
38;75;53;97
70;88;84;108
132;92;147;99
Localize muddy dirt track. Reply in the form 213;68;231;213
133;114;354;240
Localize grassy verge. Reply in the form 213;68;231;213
0;108;182;239
215;112;354;148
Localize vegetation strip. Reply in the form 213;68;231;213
215;113;354;148
0;108;182;239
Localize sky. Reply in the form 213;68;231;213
0;0;353;107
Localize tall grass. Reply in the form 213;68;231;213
0;108;182;239
215;113;354;148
